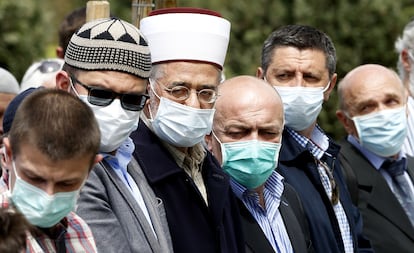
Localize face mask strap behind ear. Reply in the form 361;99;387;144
322;81;331;92
149;79;161;100
211;131;223;145
69;76;81;97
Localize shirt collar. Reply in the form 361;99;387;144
287;125;329;159
230;171;285;204
102;137;135;175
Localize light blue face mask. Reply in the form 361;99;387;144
214;133;281;189
10;161;80;228
274;83;329;132
351;106;407;157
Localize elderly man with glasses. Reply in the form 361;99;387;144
55;17;173;253
129;8;245;253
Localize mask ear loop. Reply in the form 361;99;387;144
147;79;161;121
211;131;223;145
69;76;81;97
322;81;331;92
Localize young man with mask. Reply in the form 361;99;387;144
205;75;313;253
55;17;173;253
130;8;245;253
395;20;414;157
1;89;102;252
257;25;373;253
336;64;414;253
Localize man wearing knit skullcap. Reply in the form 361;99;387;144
129;8;245;253
55;17;173;253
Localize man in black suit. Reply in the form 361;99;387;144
205;75;313;253
336;64;414;253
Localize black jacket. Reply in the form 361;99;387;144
131;121;245;253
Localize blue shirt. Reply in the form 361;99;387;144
347;134;414;197
231;171;293;253
102;137;156;237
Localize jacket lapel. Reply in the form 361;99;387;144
341;142;414;240
237;199;274;253
101;160;162;251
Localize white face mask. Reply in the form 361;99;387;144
351;106;407;157
150;97;215;147
79;95;140;153
273;83;329;131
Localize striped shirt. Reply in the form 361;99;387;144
231;171;294;253
287;126;354;253
0;176;97;253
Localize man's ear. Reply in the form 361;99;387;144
56;46;64;59
336;109;356;136
55;71;71;92
88;154;103;173
2;138;12;168
256;67;264;79
204;133;213;153
324;73;337;101
401;49;412;74
94;154;103;166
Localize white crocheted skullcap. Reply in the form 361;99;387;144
0;67;19;94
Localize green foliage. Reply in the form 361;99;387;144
1;0;414;140
0;0;52;81
183;0;414;140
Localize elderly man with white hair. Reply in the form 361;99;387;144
395;19;414;156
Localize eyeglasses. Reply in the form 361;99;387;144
71;75;149;111
151;79;218;104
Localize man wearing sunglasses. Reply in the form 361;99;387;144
55;18;173;253
129;8;245;253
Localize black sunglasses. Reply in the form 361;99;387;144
70;75;149;111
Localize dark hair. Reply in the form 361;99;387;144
9;89;100;163
0;207;32;253
261;24;337;77
58;7;86;55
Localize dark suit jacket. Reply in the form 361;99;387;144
339;139;414;253
239;183;314;253
278;130;373;253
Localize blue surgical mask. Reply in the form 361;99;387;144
10;161;80;228
214;133;281;189
351;106;407;157
150;94;215;148
273;83;329;131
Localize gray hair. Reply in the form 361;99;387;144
395;18;414;80
261;24;337;78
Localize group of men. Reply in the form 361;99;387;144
1;5;414;253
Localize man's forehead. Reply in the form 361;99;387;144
271;48;328;72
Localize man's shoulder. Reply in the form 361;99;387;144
65;211;97;249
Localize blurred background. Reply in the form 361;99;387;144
1;0;413;140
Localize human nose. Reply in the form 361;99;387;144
184;89;201;108
294;74;304;87
43;183;57;196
